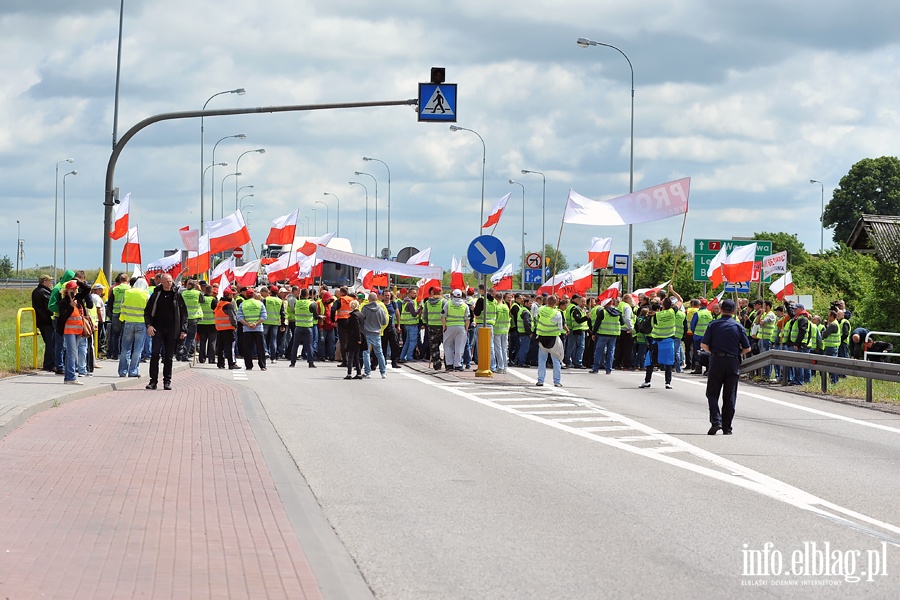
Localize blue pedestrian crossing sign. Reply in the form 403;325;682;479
467;235;505;275
724;282;751;294
418;83;457;122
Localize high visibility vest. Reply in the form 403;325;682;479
617;301;631;332
651;308;677;339
424;298;445;326
241;298;263;323
294;299;315;327
120;288;149;323
198;296;215;325
634;317;648;344
112;284;130;315
693;309;713;337
214;300;236;331
839;319;850;344
596;308;622;337
745;310;758;336
181;289;203;320
563;304;575;330
494;302;510;334
535;306;561;337
64;304;83;335
484;298;498;326
758;311;775;342
568;305;588;332
822;322;841;349
399;299;419;325
286;298;296;322
336;296;352;320
674;310;687;338
444;302;468;327
264;296;283;326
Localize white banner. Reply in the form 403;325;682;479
564;178;690;226
316;246;443;280
761;250;787;279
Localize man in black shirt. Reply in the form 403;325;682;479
31;275;54;372
701;298;751;435
144;274;188;390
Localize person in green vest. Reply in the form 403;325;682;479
564;294;590;369
640;287;683;390
422;286;447;370
442;289;471;371
491;293;511;373
690;299;714;375
237;288;268;371
196;284;218;364
590;297;625;375
259;286;285;363
106;272;130;361
755;300;778;382
178;279;204;362
278;287;294;361
534;295;565;387
118;278;149;378
289;288;319;368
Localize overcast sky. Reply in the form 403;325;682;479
4;1;899;277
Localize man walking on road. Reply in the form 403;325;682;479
701;298;751;435
144;274;188;390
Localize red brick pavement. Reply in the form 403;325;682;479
0;371;323;600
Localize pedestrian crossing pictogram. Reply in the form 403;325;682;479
422;86;453;116
418;83;457;123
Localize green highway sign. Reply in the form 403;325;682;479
693;239;773;282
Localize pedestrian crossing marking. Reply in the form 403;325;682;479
422;86;453;116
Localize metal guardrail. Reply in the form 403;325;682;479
741;349;900;402
864;330;900;362
15;308;39;372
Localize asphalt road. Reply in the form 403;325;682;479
204;360;900;599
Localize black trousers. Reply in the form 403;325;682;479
149;327;179;384
614;331;634;369
381;326;401;366
243;331;267;369
197;324;217;362
38;323;54;371
346;343;362;375
643;341;672;384
706;355;740;431
216;329;235;367
337;319;350;364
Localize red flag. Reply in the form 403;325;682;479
489;263;513;290
769;271;794;301
722;243;756;283
207;211;251;255
234;260;260;287
568;263;594;294
706;247;727;288
708;289;726;308
265;209;299;246
109;193;130;240
450;256;465;290
406;247;431;266
210;256;235;287
145;252;182;282
481;193;511;229
298;232;336;256
596;281;621;304
416;278;441;301
633;280;670;298
265;251;299;282
121;226;141;265
588;237;612;269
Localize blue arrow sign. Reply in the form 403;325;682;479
467;235;505;275
418;83;457;123
524;268;543;284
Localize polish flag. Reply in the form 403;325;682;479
416;278;441;301
769;271;794;301
298;232;335;256
207;210;251;255
450;256;465;290
185;234;210;275
722;243;757;283
706;247;727;288
481;193;511;229
406;247;432;266
121;226;141;265
490;263;514;290
217;275;230;300
707;289;727;308
633;280;670;298
357;268;388;289
265;209;299;246
588;237;613;269
265;251;300;282
234;259;260;288
596;281;621;304
210;256;235;287
145;253;183;282
566;263;594;295
109;193;131;240
179;226;200;253
538;264;593;296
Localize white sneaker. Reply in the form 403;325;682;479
64;379;84;386
381;373;386;379
639;382;651;388
665;383;673;389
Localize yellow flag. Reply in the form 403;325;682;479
93;269;110;298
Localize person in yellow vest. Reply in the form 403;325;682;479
534;295;564;387
106;272;130;360
196;284;218;364
820;310;841;385
280;287;295;360
214;287;238;369
690;299;714;375
259;286;285;362
237;288;268;371
178;279;204;362
333;287;354;367
57;280;90;385
118;278;149;378
289;288;319;368
640;287;683;390
590;297;625;374
422;286;447;370
442;289;471;371
398;287;421;363
564;294;590;369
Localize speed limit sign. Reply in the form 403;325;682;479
525;253;542;269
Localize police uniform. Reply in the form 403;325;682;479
701;299;750;435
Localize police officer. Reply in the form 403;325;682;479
700;298;751;435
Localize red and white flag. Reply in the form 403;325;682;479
567;263;594;294
217;276;230;300
234;259;260;288
121;225;141;265
109;193;130;240
357;268;389;289
706;247;727;288
179;226;200;253
563;178;690;226
490;263;514;290
207;210;251;255
707;289;727;308
416;278;442;301
482;192;511;229
596;281;621;304
450;256;465;290
538;263;593;296
210;256;235;287
265;251;300;282
298;232;335;256
265;209;299;246
406;247;432;266
186;234;210;275
633;280;670;298
722;243;757;283
588;237;613;269
145;253;182;282
769;271;794;300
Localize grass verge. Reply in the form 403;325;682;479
1;289;41;377
800;376;900;405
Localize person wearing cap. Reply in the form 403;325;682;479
462;287;478;369
700;298;751;435
380;290;403;369
784;303;814;385
237;286;268;371
442;289;471;371
260;286;285;363
397;287;421;363
106;272;130;361
118;278;150;378
56;279;92;385
754;300;778;382
423;286;447;370
689;299;714;375
564;294;590;370
513;294;533;368
317;290;337;361
276;287;292;361
214;287;238;369
31;275;55;372
361;291;388;378
590;297;625;374
195;285;218;364
89;283;107;358
534;295;564;387
289;288;319;369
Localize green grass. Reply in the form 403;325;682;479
800;376;900;405
1;289;42;377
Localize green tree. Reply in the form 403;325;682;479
823;156;900;244
752;231;809;266
633;238;701;298
0;255;12;279
793;244;877;319
538;244;569;275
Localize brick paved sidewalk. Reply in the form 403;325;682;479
0;370;323;599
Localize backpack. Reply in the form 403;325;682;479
636;315;653;335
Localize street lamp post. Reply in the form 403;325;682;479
62;170;77;272
54;157;74;282
509;180;526;289
201;88;245;233
354;171;378;255
302;216;310;237
349;181;369;256
312;208;318;236
323;192;340;237
211;134;246;222
810;179;825;254
221;172;241;218
449;125;486;238
577;37;635;292
238;185;254;200
239;194;254;207
203;162;227;226
16;220;20;278
520;169;546;272
315;200;330;232
235;149;265;209
363;157;391;258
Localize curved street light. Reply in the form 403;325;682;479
235;149;265;209
349;181;369;255
54;157;74;282
449;125;486;238
323;192;340;237
520;169;546;272
810;179;825;254
210;133;246;223
200;88;245;232
239;194;254;208
354;171;378;255
62;170;77;272
315;200;330;233
363;156;391;257
509;179;526;289
221;172;241;216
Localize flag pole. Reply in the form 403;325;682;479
552;210;567;283
669;209;690;285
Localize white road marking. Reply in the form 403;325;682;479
502;403;579;409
